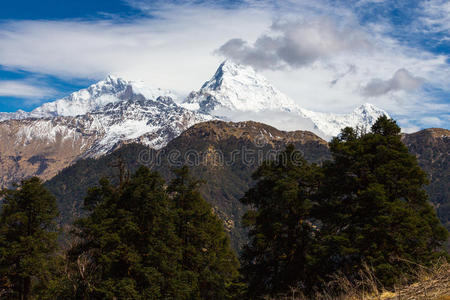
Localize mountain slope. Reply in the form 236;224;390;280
0;61;400;191
402;128;450;230
0;61;389;156
0;116;102;187
80;96;212;156
0;84;212;188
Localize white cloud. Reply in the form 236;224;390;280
419;0;450;33
0;80;56;102
213;107;324;137
399;113;449;133
420;116;444;127
0;7;271;95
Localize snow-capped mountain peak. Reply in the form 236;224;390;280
28;76;177;119
182;60;297;113
81;96;212;156
183;60;389;139
29;76;127;118
0;109;29;122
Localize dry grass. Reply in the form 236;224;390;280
382;259;450;300
269;259;450;300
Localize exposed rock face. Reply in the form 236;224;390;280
0;96;211;188
402;128;450;230
0;116;102;187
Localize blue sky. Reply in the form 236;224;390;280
0;0;141;20
0;0;140;110
0;0;448;131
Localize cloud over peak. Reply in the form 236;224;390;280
215;18;372;70
362;69;425;97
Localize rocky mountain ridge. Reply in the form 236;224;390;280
0;95;211;187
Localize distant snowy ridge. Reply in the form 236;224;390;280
0;75;176;121
300;103;390;138
0;109;29;122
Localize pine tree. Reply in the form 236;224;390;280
316;116;448;287
69;166;191;299
239;145;321;298
0;177;59;300
168;166;241;299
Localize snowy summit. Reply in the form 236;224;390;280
182;60;389;139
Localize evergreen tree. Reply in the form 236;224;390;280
168;166;241;299
316;116;448;287
0;177;59;299
239;145;321;298
69;167;191;299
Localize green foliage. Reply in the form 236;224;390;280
0;177;59;299
1;119;447;298
59;166;241;299
67;167;189;299
44;144;148;223
240;145;322;298
315;116;448;287
240;116;448;297
168;166;241;299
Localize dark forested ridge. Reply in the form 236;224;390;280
45;121;449;250
45;121;331;249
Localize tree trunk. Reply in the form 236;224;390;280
22;276;31;300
